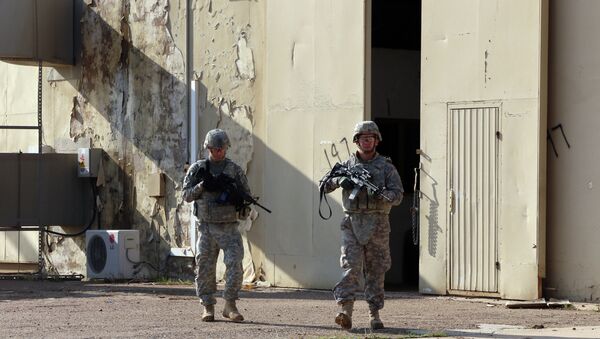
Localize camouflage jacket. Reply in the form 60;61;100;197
182;158;251;223
322;152;404;214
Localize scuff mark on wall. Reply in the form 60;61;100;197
291;42;296;67
484;49;489;85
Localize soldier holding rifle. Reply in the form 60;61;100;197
320;121;404;330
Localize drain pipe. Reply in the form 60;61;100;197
187;0;198;257
189;81;198;254
187;0;198;256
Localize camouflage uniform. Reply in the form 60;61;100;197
182;131;251;307
322;126;404;314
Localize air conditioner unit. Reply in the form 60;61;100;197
86;230;140;280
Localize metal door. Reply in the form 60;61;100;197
448;106;499;293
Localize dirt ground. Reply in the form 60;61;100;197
1;280;599;338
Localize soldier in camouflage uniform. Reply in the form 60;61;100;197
321;121;404;330
182;129;251;323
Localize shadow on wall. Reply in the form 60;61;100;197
194;81;347;287
50;1;348;283
47;2;192;277
420;166;440;258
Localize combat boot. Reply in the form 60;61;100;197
222;300;244;322
201;304;215;322
334;301;353;330
369;309;384;330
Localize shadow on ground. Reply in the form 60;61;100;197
0;280;429;302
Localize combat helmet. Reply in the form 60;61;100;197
352;121;382;142
203;128;230;149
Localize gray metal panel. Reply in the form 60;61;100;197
449;107;499;293
0;154;20;226
0;153;94;228
0;0;35;60
0;0;74;65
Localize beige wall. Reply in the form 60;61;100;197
421;0;547;300
546;0;600;302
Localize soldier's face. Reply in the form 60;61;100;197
208;147;227;161
356;134;378;153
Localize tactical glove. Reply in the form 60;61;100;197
339;177;355;190
201;175;219;192
239;206;251;219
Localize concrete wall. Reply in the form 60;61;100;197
546;0;600;302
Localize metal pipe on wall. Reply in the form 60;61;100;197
168;0;196;258
189;80;198;253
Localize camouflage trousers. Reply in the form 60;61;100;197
333;215;391;311
195;221;244;306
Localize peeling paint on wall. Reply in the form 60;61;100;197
2;0;264;281
236;35;255;80
193;0;264;283
38;0;190;278
70;95;85;139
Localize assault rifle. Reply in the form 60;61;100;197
326;162;392;202
196;167;272;214
318;162;391;220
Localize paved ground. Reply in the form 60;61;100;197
1;280;599;338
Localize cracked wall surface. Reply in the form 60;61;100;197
192;0;265;283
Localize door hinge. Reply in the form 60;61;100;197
495;261;500;270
